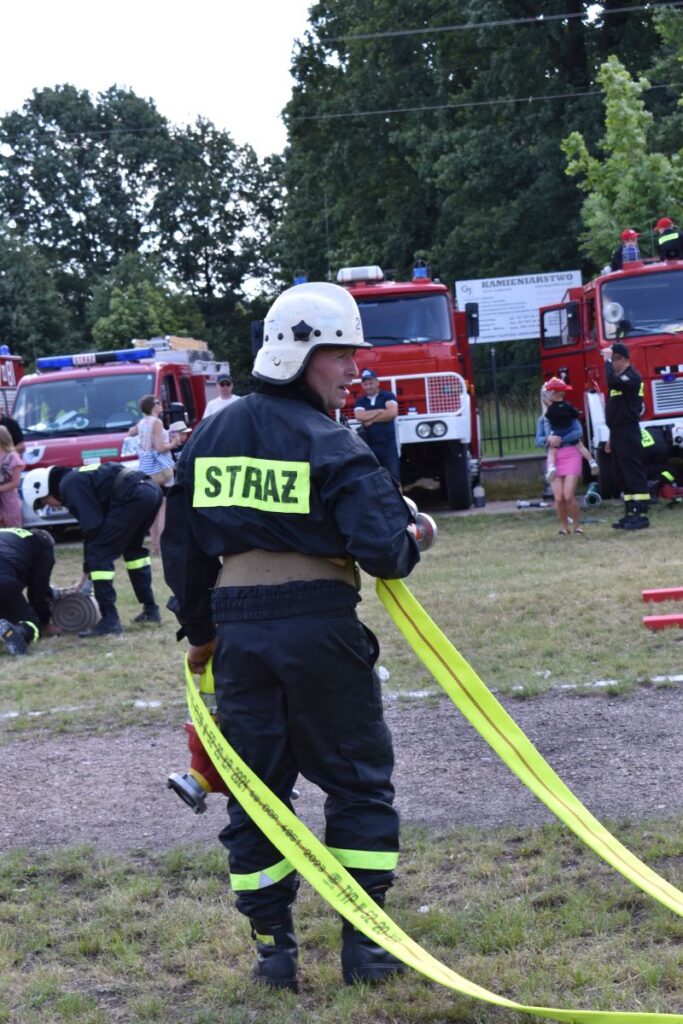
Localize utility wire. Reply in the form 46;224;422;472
289;83;676;122
323;1;683;44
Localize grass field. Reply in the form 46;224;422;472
2;509;682;1022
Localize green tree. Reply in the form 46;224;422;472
0;85;174;325
562;55;682;267
278;1;671;286
0;227;73;364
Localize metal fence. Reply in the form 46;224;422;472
475;346;542;458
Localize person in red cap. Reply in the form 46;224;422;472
536;378;596;535
610;229;640;271
655;217;682;260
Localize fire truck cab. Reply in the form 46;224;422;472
14;337;229;527
337;263;480;509
539;257;683;494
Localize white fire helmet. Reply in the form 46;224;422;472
253;282;371;384
21;467;51;508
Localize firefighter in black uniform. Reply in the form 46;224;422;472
0;527;56;655
602;342;651;530
24;463;163;635
655;217;683;260
162;282;421;992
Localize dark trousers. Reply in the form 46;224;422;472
610;423;650;498
85;481;162;620
0;573;39;630
370;440;401;484
213;608;398;919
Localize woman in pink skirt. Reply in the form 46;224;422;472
548;438;583;535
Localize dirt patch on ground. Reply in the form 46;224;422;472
2;686;681;855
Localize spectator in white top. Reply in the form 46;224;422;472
202;375;241;418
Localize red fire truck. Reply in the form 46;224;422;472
15;337;229;527
337;263;480;509
539;256;683;493
0;345;24;415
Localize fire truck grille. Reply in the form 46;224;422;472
426;374;464;415
652;378;683;415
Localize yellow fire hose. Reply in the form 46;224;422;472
184;579;683;1022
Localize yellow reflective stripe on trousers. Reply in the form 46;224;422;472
185;660;683;1023
326;847;398;871
124;557;150;570
20;620;40;643
192;457;310;513
376;579;683;919
0;527;33;538
90;570;115;581
230;857;295;892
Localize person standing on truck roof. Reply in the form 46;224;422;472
162;281;421;992
609;229;641;271
602;342;651;531
23;462;164;635
353;368;401;483
202;374;241;418
655;217;683;260
0;528;57;656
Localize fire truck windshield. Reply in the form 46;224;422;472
601;270;683;339
13;372;155;438
356;294;453;346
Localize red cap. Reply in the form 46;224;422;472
545;377;572;392
656;217;673;231
620;228;639;242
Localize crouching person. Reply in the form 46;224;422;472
162;283;421;992
24;464;163;636
0;527;56;655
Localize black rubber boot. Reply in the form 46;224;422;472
612;500;633;529
250;910;299;993
81;580;122;637
0;619;28;656
341;889;406;985
133;604;161;624
623;500;650;530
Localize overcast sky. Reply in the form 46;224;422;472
1;1;313;157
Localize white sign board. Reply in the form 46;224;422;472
455;270;582;343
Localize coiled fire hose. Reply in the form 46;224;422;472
185;576;683;1021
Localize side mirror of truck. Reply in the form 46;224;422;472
251;320;264;357
168;401;187;428
465;302;479;339
566;301;580;340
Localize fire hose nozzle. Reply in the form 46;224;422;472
414;512;437;552
167;771;209;814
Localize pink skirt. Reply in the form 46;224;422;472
554;444;582;478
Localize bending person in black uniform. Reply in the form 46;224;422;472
24;463;163;635
0;527;56;655
162;282;421;992
602;342;651;530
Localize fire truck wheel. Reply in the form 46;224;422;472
596;448;619;500
443;442;472;510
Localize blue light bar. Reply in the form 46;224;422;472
412;260;430;281
36;348;156;371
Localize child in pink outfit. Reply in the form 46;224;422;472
0;425;24;527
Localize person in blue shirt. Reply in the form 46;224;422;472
353;369;400;482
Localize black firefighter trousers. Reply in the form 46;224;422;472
86;478;162;624
212;603;399;920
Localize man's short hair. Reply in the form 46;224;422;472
611;342;630;359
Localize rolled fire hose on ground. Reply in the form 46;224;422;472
185;601;683;1023
51;591;100;633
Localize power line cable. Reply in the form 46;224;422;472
289;83;676;122
322;1;683;44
